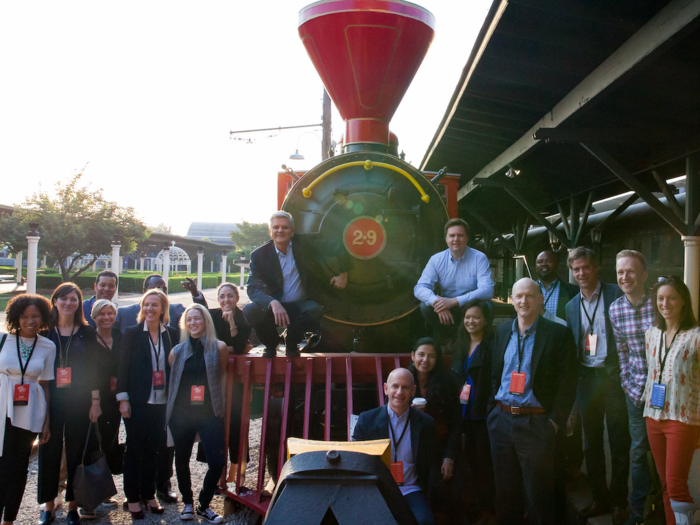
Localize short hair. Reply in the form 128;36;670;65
567;246;597;269
5;294;52;333
49;283;87;328
137;288;170;325
269;210;295;229
96;270;118;286
444;218;470;237
217;282;239;298
536;249;558;262
143;273;165;292
179;304;218;344
652;276;697;331
91;299;117;320
616;249;647;271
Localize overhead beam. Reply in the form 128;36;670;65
581;142;687;235
534;127;689;144
594;193;639;233
465;208;517;255
687;155;700;233
457;0;700;200
652;170;684;220
574;192;595;246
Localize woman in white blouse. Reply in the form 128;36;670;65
644;276;700;524
0;295;55;525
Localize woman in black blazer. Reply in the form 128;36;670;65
117;289;178;519
449;298;495;523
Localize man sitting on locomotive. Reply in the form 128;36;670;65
243;210;349;358
414;218;494;341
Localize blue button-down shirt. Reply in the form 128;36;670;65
579;281;607;368
538;278;561;319
414;247;494;307
496;318;542;408
275;241;306;303
387;406;420;496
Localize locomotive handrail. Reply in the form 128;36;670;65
302;159;430;203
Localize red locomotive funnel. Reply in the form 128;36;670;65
299;0;435;147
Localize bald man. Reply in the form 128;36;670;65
353;368;437;525
487;278;577;525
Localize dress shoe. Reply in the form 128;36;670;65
146;500;165;514
612;505;628;525
156;489;178;503
285;346;300;357
622;514;644;525
66;510;81;525
262;347;277;358
579;500;611;518
129;509;145;520
38;510;55;525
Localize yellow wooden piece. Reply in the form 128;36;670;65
302;160;430;203
286;437;391;467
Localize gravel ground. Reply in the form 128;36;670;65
13;419;267;525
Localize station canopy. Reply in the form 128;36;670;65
420;0;700;242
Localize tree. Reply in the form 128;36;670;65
151;223;172;234
1;173;148;282
230;221;269;256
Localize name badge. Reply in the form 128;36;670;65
110;377;117;393
509;371;526;395
585;334;598;356
390;461;404;485
650;383;666;409
57;367;72;388
152;370;165;390
459;383;471;404
14;384;29;406
191;385;205;405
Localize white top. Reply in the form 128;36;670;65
0;333;56;456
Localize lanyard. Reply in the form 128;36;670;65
149;330;163;372
191;337;205;386
659;331;679;383
16;334;38;385
463;343;480;380
55;326;75;368
516;329;530;373
388;409;410;463
542;279;560;308
96;332;112;350
580;292;601;335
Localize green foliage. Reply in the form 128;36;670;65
3;172;148;283
151;223;172;234
230;221;269;256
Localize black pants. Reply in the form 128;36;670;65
463;419;495;518
419;302;462;343
38;397;94;504
123;403;166;503
170;412;225;508
243;300;323;351
577;367;630;506
0;419;37;521
488;408;557;525
98;400;122;474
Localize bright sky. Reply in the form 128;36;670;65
0;1;490;236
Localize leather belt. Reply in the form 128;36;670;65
497;401;545;415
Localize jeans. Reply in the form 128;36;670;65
626;394;651;516
404;490;435;525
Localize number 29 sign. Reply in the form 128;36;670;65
343;216;387;260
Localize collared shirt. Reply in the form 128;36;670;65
496;318;542;408
387;405;420;496
275;242;306;303
579;281;607;368
115;323;167;405
609;292;654;407
538;278;561;319
543;309;567;327
414;247;494;307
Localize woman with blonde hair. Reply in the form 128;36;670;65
167;304;228;523
117;289;178;519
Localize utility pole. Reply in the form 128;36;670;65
321;89;332;160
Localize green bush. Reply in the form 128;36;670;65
35;273;243;294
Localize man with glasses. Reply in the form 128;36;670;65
609;250;654;525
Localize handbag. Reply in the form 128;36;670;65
644;449;666;525
73;422;117;510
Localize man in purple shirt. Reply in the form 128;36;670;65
609;250;654;525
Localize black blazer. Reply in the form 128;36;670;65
210;307;251;355
556;280;580;321
488;316;578;429
352;406;436;491
450;334;493;419
247;240;310;309
117;323;178;405
565;282;624;375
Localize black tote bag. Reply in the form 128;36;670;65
73;422;117;511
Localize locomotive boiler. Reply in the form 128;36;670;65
281;0;450;352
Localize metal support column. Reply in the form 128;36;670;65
682;236;700;319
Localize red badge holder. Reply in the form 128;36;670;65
509;372;526;395
14;384;29;406
152;370;165;390
110;377;117;393
390;462;404;485
191;385;205;405
459;383;471;404
57;367;72;388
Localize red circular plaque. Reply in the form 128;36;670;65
343;217;387;259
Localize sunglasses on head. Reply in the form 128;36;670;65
657;276;682;285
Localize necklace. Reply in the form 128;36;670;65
19;337;35;360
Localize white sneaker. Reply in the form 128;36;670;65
196;505;223;524
180;504;194;521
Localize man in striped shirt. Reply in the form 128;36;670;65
609;250;654;525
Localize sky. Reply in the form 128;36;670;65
0;0;491;236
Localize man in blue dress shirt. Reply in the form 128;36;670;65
414;218;494;341
83;270;118;327
488;278;577;525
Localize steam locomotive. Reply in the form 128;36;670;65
277;0;456;353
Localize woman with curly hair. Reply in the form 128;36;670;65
0;294;55;525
